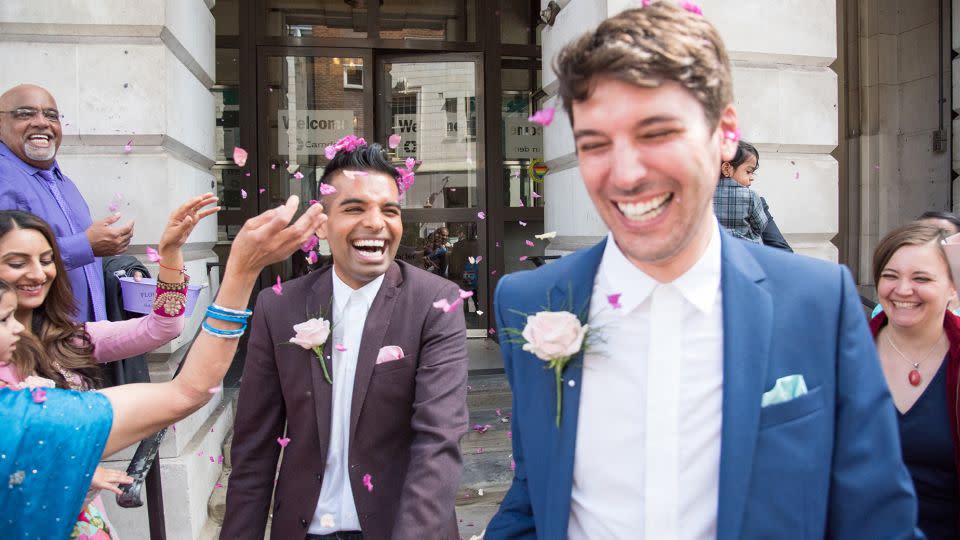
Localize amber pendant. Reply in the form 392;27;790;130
908;369;922;387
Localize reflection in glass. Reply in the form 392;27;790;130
499;0;537;45
397;220;482;329
380;0;475;41
265;0;368;38
502;67;544;208
212;0;240;36
381;61;479;209
503;220;545;275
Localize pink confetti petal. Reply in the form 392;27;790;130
319;183;337;195
362;473;373;492
259;188;266;194
433;298;451;311
488;328;496;335
335;344;347;352
306;251;319;264
472;424;492;433
794;171;800;179
511;458;516;470
476;447;484;454
491;270;498;275
680;1;704;15
519;221;527;227
301;235;319;253
477;211;486;220
241;188;248;199
519;256;528;261
459;289;474;299
215;482;224;488
388;133;402;149
607;293;622;310
277;437;290;448
31;388;46;404
476;256;483;263
325;145;337;160
124;140;133;153
272;275;283;296
210;456;215;463
232;147;248;167
495;408;501;416
405;157;416;170
528;107;555;126
108;202;119;212
208;386;221;394
724;127;740;142
293;171;304;180
146;247;161;263
271;163;277;170
525;240;535;247
244;172;251;177
531;191;541;199
519;200;525;207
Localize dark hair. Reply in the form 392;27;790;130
917;211;960;235
0;211;96;388
720;140;759;179
554;2;732;127
872;222;950;286
319;142;401;195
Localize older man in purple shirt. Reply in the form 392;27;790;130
0;84;134;322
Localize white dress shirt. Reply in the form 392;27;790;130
309;268;384;534
568;225;724;540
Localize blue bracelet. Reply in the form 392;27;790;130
208;304;253;318
205;307;249;324
201;320;246;339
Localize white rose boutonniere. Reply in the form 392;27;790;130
290;317;333;383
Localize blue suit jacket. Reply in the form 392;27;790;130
486;232;922;539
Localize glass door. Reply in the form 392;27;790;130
377;53;487;333
256;46;374;281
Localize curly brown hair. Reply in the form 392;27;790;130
554;1;733;128
0;211;96;389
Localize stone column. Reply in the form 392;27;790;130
541;0;840;261
0;2;226;538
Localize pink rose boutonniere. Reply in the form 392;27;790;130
290;317;333;383
516;311;589;427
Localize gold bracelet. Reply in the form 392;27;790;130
156;273;189;291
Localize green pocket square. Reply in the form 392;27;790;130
761;375;808;407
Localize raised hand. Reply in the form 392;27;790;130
86;214;135;256
157;193;220;253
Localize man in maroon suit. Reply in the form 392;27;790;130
222;140;469;540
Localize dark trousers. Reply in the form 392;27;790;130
306;533;363;540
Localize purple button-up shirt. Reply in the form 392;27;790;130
0;142;104;323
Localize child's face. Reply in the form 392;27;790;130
0;291;23;364
730;154;758;187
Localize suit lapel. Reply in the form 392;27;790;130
308;267;335;464
349;262;402;442
716;235;773;540
542;240;606;540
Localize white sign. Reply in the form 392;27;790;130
503;116;543;159
278;109;355;155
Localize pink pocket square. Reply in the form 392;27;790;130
376;345;405;365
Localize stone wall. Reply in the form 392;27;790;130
0;2;223;538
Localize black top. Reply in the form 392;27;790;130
898;358;960;540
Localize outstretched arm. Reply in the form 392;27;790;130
98;196;325;457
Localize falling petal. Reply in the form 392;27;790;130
519;256;528;261
476;310;484;316
473;424;491;433
496;408;501;416
301;235;319;253
335;344;347;352
477;211;486;220
680;0;704;15
478;488;484;496
490;270;497;275
319;183;337;195
277;437;290;448
405;157;416;170
232;147;249;167
215;483;224;488
325;145;337;160
388;134;402;149
146;247;161;263
244;172;251;177
488;328;496;335
476;448;484;454
306;251;319;265
362;473;374;492
535;231;557;240
309;199;320;206
519;221;527;226
123;140;133;153
210;456;215;463
794;171;800;179
271;163;277;170
433;299;451;311
468;256;475;264
527;107;555;126
31;388;46;404
519;200;525;207
272;275;283;296
294;171;304;180
108;202;120;213
208;387;221;394
259;188;266;194
525;240;535;247
218;455;224;464
241;189;248;199
531;191;541;199
476;256;483;263
459;290;474;300
511;458;516;470
607;293;623;310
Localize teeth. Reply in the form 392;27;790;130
353;239;385;248
892;301;919;309
617;194;671;221
28;135;49;141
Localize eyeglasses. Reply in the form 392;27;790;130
0;107;62;123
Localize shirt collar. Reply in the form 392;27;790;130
0;142;61;179
718;177;741;188
331;266;385;315
596;222;722;315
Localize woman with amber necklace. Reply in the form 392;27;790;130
870;222;960;539
0;193;218;539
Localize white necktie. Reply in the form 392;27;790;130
645;284;682;539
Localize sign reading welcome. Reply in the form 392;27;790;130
278;110;355;155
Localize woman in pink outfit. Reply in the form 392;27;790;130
0;193;218;539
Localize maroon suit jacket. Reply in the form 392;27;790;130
222;262;468;539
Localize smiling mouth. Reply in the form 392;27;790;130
352;239;386;260
891;301;920;309
26;134;53;148
616;193;673;222
17;283;44;294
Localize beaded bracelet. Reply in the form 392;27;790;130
153;275;189;317
201;320;246;339
205;306;248;324
208;304;253;318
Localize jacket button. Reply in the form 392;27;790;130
301;519;308;527
317;473;322;481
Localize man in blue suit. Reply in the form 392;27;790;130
486;4;921;539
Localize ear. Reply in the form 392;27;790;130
720;162;732;178
717;104;739;162
315;217;328;240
